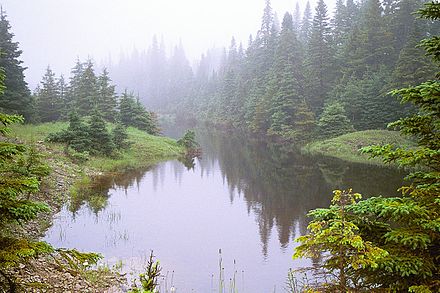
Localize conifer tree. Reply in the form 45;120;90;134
112;122;129;150
300;1;312;44
296;3;440;291
0;8;32;120
67;58;84;112
36;66;61;122
76;59;98;116
268;13;305;138
293;2;301;32
305;0;335;115
88;109;114;156
47;110;91;153
57;75;69;120
97;68;118;122
317;101;354;138
119;90;136;127
0;70;52;290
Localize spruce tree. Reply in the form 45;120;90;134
267;12;305;138
36;66;61;122
305;0;335;115
76;59;98;116
119;90;136;127
112;122;129;150
47;111;91;153
97;68;118;122
0;8;32;120
295;3;440;291
67;59;84;113
88;109;114;156
317;101;354;138
300;1;312;44
0;71;52;290
57;74;69;120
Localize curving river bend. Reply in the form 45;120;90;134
44;127;405;292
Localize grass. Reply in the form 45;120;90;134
11;122;184;173
302;130;415;166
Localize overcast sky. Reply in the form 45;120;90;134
1;0;333;88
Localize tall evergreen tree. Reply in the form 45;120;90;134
0;8;32;121
88;108;114;156
300;1;312;44
268;12;305;138
97;68;118;122
305;0;335;115
293;2;301;32
76;59;98;116
57;74;69;120
36;66;61;122
67;59;84;114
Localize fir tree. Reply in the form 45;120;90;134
88;109;114;156
57;74;69;120
112;122;129;150
0;8;32;120
97;68;118;122
267;12;305;138
317;101;354;138
0;72;52;290
36;66;61;122
305;0;335;115
47;111;91;153
300;1;312;44
296;3;440;291
76;59;98;116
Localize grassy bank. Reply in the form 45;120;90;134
302;130;415;166
12;122;184;173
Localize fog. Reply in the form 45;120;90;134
0;0;331;88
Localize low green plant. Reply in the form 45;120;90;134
130;251;162;293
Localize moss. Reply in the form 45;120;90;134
302;130;415;166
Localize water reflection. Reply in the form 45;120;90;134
45;127;406;292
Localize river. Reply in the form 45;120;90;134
44;127;405;292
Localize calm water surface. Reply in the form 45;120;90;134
44;128;405;292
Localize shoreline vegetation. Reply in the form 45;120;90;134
301;129;415;166
6;121;185;292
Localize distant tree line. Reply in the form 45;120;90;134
108;0;439;143
186;0;439;141
0;8;161;157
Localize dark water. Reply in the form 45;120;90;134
44;127;405;292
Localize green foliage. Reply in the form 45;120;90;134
317;101;353;138
129;251;161;293
35;66;62;122
177;129;199;150
0;9;32;121
0;111;54;291
119;91;160;135
47;111;91;153
112;122;130;150
298;4;440;291
293;190;389;291
88;109;114;156
303;130;414;165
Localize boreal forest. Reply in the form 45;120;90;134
0;0;439;292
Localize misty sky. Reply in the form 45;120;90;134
1;0;332;89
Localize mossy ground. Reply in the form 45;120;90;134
302;130;415;166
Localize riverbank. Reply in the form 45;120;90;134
8;122;185;292
12;122;184;172
302;130;414;166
